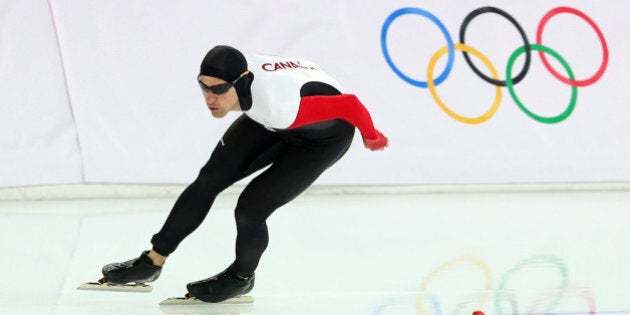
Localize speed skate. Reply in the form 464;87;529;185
77;278;153;293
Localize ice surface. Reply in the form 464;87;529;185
1;190;629;315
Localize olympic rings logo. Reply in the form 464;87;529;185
381;6;609;124
372;255;597;315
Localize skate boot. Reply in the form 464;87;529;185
186;267;254;303
102;251;162;285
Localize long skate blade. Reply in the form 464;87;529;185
160;295;254;305
77;281;153;293
159;296;254;314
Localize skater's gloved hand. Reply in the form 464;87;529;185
363;130;389;151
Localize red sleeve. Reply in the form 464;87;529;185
288;94;380;140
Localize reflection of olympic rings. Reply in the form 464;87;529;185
412;255;571;315
495;255;569;315
381;6;609;124
372;254;596;315
527;286;596;315
415;256;493;315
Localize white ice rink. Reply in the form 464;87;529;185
1;187;629;315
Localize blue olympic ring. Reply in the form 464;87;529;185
380;7;455;88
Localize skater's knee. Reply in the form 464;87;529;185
234;198;281;226
234;206;266;227
236;187;286;214
193;167;235;194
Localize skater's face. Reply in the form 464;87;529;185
198;75;241;118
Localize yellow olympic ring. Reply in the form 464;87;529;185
416;256;493;315
427;43;502;124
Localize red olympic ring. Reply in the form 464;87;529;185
527;285;596;315
536;7;609;87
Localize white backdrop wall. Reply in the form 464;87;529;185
0;0;83;187
1;0;628;187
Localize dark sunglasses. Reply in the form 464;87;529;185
198;70;250;95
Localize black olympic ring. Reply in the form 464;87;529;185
459;6;532;87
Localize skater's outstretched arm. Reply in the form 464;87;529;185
288;94;389;151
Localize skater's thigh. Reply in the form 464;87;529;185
199;115;284;183
236;132;354;220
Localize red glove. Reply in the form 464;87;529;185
363;130;388;151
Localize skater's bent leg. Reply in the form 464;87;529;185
230;122;355;276
230;162;322;276
151;115;282;256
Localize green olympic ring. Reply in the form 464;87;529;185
494;255;569;315
507;44;578;124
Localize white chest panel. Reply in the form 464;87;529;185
244;53;343;129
